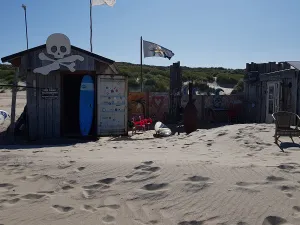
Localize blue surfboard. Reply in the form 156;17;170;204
79;75;95;136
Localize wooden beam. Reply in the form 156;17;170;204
9;67;19;143
9;57;21;67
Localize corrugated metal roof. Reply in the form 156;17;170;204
286;61;300;70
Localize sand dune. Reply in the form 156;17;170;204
0;123;300;225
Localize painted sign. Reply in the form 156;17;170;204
97;77;127;135
41;88;59;99
33;33;84;75
128;92;147;120
149;92;169;121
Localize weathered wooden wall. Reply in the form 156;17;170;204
149;92;169;121
245;63;298;123
26;71;60;140
169;62;182;121
127;92;243;123
21;46;119;140
22;47;95;72
95;61;116;74
181;94;243;122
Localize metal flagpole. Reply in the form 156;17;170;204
22;4;28;50
140;36;143;92
90;0;93;52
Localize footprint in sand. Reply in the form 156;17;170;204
82;204;97;212
142;183;169;191
21;193;46;200
278;163;300;171
3;198;20;206
68;180;77;185
0;183;15;191
206;140;214;147
178;216;224;225
32;150;43;153
77;166;86;171
262;216;291;225
286;193;293;198
5;194;19;198
0;199;7;204
266;176;285;182
98;178;116;185
58;164;72;169
235;182;261;193
277;185;298;192
98;204;120;210
292;206;300;217
143;161;154;165
38;191;55;195
102;215;115;223
52;204;74;213
8;198;20;204
143;166;160;173
83;183;109;190
187;176;210;182
178;221;202;225
216;130;228;137
61;185;74;191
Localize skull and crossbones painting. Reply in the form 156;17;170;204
33;33;84;75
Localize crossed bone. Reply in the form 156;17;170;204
33;52;84;75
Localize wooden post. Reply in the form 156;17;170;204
140;36;143;92
10;67;19;143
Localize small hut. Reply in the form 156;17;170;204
244;61;300;123
1;33;128;140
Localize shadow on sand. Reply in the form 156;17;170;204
0;134;98;150
276;141;300;151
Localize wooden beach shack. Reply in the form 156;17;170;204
1;33;128;140
244;61;300;123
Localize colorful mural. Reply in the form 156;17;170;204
149;92;169;122
128;92;244;123
128;92;148;120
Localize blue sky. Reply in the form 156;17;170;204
1;0;300;69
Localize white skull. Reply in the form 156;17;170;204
46;33;71;59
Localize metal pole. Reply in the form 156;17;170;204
22;4;28;50
140;36;143;92
90;0;93;52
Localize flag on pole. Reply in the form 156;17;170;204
89;0;116;52
91;0;116;6
143;40;174;60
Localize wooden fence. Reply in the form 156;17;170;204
128;92;244;123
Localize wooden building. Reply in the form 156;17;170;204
1;41;128;140
244;61;300;123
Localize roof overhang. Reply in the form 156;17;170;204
1;44;115;66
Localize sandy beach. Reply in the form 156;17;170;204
1;92;300;225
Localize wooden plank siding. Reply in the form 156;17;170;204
17;45;122;140
23;47;95;72
95;61;116;74
25;71;61;140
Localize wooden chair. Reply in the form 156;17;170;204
272;111;300;144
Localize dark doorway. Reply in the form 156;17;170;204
61;74;96;137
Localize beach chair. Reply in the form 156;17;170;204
132;116;146;133
140;116;153;130
272;111;300;144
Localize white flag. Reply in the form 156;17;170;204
91;0;116;7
